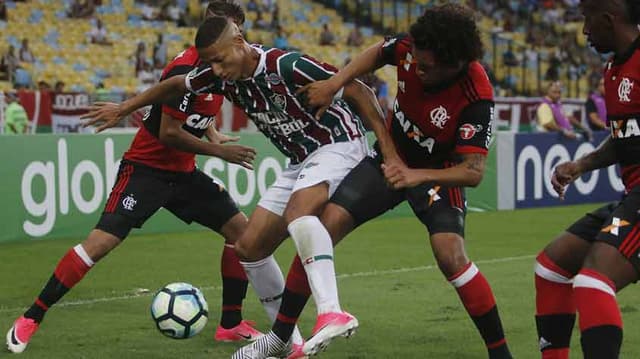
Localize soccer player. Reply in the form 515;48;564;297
5;1;265;354
80;16;395;359
534;1;640;358
237;4;513;358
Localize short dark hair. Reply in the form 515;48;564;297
195;16;231;49
625;0;640;23
205;0;245;25
410;4;483;64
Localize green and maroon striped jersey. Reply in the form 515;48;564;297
185;45;365;164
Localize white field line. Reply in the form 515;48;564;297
0;254;535;314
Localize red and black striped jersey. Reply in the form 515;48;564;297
604;37;640;191
123;46;223;172
379;34;494;169
185;45;365;164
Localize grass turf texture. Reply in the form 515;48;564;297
1;204;638;358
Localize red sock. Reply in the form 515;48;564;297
574;268;622;358
534;252;575;359
286;255;311;296
53;245;93;289
220;244;248;328
448;262;507;350
25;245;93;323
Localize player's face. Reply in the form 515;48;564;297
199;34;246;81
580;1;615;53
412;47;463;87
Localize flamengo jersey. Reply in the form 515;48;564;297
604;37;640;191
185;45;365;164
123;46;223;172
380;34;494;168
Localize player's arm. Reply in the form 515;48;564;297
551;135;617;199
204;123;240;145
81;75;188;132
383;101;494;189
342;80;400;163
297;38;389;118
159;113;255;169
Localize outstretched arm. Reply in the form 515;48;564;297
81;75;187;132
159;113;255;169
551;135;617;199
297;40;386;119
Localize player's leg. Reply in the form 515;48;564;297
535;203;613;359
166;170;261;341
574;196;640;358
7;161;163;353
408;184;511;359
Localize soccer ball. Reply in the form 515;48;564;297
150;282;209;339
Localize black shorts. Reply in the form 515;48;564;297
567;189;640;271
330;155;466;236
95;160;240;239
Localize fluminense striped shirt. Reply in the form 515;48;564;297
185;44;365;164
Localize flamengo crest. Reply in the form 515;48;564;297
430;106;450;129
122;194;137;211
618;77;633;102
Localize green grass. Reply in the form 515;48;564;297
1;204;639;358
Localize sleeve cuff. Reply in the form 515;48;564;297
455;146;488;155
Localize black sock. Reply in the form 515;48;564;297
272;288;310;342
220;278;248;329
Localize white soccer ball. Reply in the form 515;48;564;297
150;282;209;339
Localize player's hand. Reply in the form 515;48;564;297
217;133;240;144
216;144;257;170
382;162;420;189
81;102;125;133
551;161;582;200
295;79;339;120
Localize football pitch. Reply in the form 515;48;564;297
1;204;638;358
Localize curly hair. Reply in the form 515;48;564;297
205;0;245;25
409;3;483;64
625;0;640;23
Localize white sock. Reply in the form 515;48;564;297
288;215;341;314
240;256;304;345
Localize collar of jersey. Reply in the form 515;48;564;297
251;45;267;78
613;35;640;66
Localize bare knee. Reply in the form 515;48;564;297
219;212;248;244
431;233;469;278
234;232;270;262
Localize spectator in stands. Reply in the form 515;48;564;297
246;0;259;12
1;45;18;82
37;80;51;91
153;33;167;68
133;42;147;76
346;26;364;47
160;2;186;27
536;81;592;140
140;1;159;21
68;0;95;19
136;60;155;93
89;19;112;46
18;39;35;63
319;23;336;46
94;82;111;102
585;77;607;130
3;91;30;135
271;25;294;51
0;1;7;22
270;3;280;29
54;81;65;93
253;10;270;30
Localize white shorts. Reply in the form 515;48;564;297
258;137;370;216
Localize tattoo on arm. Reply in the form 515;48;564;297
465;153;485;173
